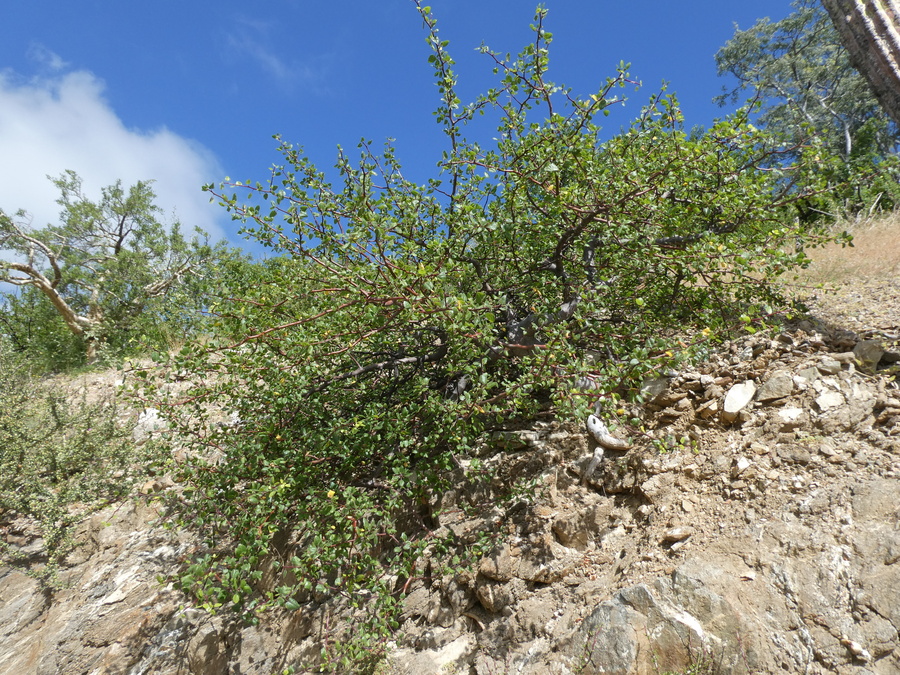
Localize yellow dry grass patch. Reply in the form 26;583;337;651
797;211;900;285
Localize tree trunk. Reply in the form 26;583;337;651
37;278;104;362
820;0;900;128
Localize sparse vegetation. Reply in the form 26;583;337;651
0;342;163;586
793;210;900;283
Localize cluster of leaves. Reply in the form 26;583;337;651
791;136;900;221
0;340;162;586
148;3;843;669
0;288;85;371
715;0;900;218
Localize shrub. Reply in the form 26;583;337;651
0;286;86;371
149;4;844;669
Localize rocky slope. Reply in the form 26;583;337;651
1;275;899;675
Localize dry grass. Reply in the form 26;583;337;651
796;211;900;285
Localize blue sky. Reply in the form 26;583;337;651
0;1;795;247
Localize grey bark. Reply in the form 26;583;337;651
820;0;900;128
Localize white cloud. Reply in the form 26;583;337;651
0;64;227;240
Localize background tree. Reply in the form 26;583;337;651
0;171;235;365
715;0;900;216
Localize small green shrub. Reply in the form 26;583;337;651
0;341;162;586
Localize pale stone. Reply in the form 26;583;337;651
133;408;167;444
641;376;669;402
818;442;837;457
777;407;806;431
813;377;840;393
697;399;719;419
660;527;693;544
492;430;539;449
431;635;477;668
480;545;518;581
816;390;845;411
817;358;842;375
722;381;756;422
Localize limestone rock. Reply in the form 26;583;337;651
641;376;670;403
797;365;821;381
817;357;843;375
660;526;693;544
474;576;529;615
816;389;845;411
133;407;167;444
0;502;184;675
696;398;719;419
491;430;539;449
722;380;756;422
854;340;885;372
776;406;807;431
570;571;754;674
756;370;794;401
479;544;519;582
